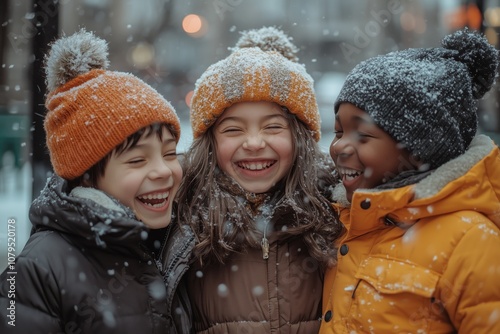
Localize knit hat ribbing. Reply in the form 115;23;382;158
190;26;321;141
44;29;181;180
334;28;499;169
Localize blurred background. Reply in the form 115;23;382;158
1;0;500;268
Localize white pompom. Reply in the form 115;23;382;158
231;26;299;62
45;28;109;92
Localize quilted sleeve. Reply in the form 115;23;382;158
0;243;62;333
438;214;500;333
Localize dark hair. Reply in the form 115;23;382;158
69;123;178;189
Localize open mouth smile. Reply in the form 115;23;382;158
337;167;363;181
137;191;169;209
237;160;276;171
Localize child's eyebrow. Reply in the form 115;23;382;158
354;115;374;124
335;114;373;125
161;137;177;144
126;137;177;151
217;113;286;125
216;116;241;125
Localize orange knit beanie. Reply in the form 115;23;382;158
190;26;321;141
44;29;181;180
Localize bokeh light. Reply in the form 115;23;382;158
185;90;194;108
128;42;155;69
182;14;207;37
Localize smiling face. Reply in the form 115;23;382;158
213;101;294;194
330;103;413;202
96;126;182;229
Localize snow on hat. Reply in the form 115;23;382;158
190;26;321;141
334;28;499;169
44;29;181;180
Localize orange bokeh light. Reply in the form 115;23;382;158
185;90;194;108
182;14;202;34
445;4;482;30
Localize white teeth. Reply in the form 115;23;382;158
239;161;273;170
337;167;362;180
138;191;169;200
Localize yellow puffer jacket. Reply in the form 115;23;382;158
320;135;500;334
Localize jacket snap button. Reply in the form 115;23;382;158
324;310;333;322
340;244;349;256
360;199;371;209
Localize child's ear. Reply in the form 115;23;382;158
81;172;99;188
81;178;93;187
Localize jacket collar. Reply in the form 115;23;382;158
30;174;150;252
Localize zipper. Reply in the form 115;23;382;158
261;221;270;260
151;224;173;272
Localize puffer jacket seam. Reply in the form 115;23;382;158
434;212;484;275
435;212;494;329
164;234;195;308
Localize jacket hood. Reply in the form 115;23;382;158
30;174;150;250
333;135;500;228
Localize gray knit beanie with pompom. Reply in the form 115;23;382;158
334;28;499;169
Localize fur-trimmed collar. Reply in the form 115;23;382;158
70;186;127;213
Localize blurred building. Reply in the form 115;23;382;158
1;0;499;192
0;0;500;157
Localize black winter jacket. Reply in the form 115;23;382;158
0;175;194;333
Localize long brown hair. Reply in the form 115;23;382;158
176;112;342;267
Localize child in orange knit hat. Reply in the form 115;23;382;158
176;26;343;333
0;29;192;333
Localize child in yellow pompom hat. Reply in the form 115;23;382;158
0;29;193;333
176;26;343;333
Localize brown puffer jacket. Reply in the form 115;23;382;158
186;234;323;333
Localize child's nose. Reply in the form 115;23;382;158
242;134;266;150
330;136;355;159
149;158;173;179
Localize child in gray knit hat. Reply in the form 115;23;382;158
320;28;500;333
